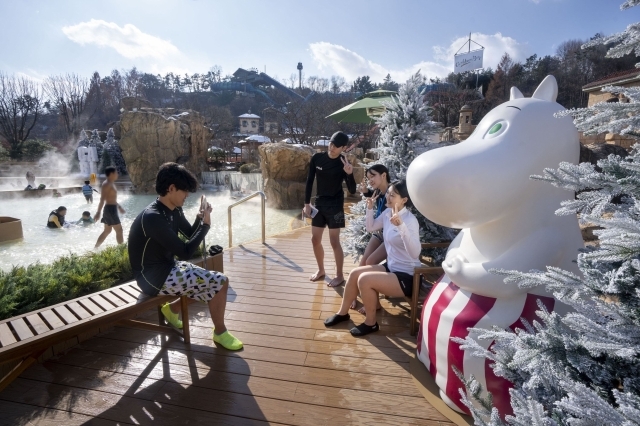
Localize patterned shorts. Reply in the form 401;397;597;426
159;261;226;302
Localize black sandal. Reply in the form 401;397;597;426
350;322;379;337
324;313;350;327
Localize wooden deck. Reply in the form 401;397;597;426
0;226;453;425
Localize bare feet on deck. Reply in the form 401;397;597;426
310;270;326;281
357;302;382;315
327;276;346;287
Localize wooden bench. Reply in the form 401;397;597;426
408;242;449;335
380;242;448;336
0;253;222;391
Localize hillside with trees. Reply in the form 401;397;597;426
0;30;638;161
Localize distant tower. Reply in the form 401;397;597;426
297;62;303;90
454;104;476;140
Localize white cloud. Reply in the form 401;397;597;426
309;32;529;83
62;19;180;60
309;42;449;82
433;32;530;70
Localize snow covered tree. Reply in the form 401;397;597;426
343;71;458;262
89;128;104;162
102;127;127;175
457;3;640;424
77;129;89;148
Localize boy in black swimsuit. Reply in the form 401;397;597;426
304;131;357;287
128;163;242;350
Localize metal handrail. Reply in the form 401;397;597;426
227;191;266;247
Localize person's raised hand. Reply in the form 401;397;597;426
390;202;403;226
340;155;353;175
366;192;379;210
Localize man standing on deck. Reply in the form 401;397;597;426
94;166;125;248
304;131;357;287
128;162;243;350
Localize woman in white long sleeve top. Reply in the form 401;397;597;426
324;180;422;337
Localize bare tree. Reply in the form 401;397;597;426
0;73;43;158
43;73;90;138
330;76;347;93
122;67;144;98
278;92;359;145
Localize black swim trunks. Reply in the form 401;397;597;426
101;204;121;226
311;204;345;229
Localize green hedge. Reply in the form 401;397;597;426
0;244;133;321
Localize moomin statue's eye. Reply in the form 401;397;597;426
484;120;508;139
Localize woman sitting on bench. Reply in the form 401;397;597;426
324;180;421;336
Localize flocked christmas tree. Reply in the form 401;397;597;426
342;71;458;262
101;128;127;175
457;2;640;424
89;129;104;164
77;129;89;148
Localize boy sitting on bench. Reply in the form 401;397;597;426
128;162;242;350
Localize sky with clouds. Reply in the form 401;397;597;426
0;0;638;84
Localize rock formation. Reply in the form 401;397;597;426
259;143;316;209
259;143;363;209
580;143;629;170
119;109;212;192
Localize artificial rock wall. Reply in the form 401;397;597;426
119;109;212;192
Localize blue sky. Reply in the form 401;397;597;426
1;0;638;84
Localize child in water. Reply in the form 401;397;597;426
82;180;96;203
76;211;95;226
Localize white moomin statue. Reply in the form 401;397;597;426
406;76;584;416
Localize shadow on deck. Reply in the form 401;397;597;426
0;227;454;425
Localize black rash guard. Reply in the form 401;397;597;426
305;152;357;207
128;199;210;296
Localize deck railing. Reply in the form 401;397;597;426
227;191;266;247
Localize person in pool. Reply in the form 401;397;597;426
94;166;125;248
324;180;421;337
47;206;67;228
82;180;97;204
76;211;95;226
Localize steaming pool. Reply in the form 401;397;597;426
0;191;301;272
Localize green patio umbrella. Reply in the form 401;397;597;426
326;90;397;124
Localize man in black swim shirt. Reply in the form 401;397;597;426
304;131;357;287
128;162;243;351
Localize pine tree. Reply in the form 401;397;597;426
457;3;640;424
103;127;127;175
343;71;458;262
77;129;89;148
99;148;112;174
89;129;104;162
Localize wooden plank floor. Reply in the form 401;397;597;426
0;226;453;426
